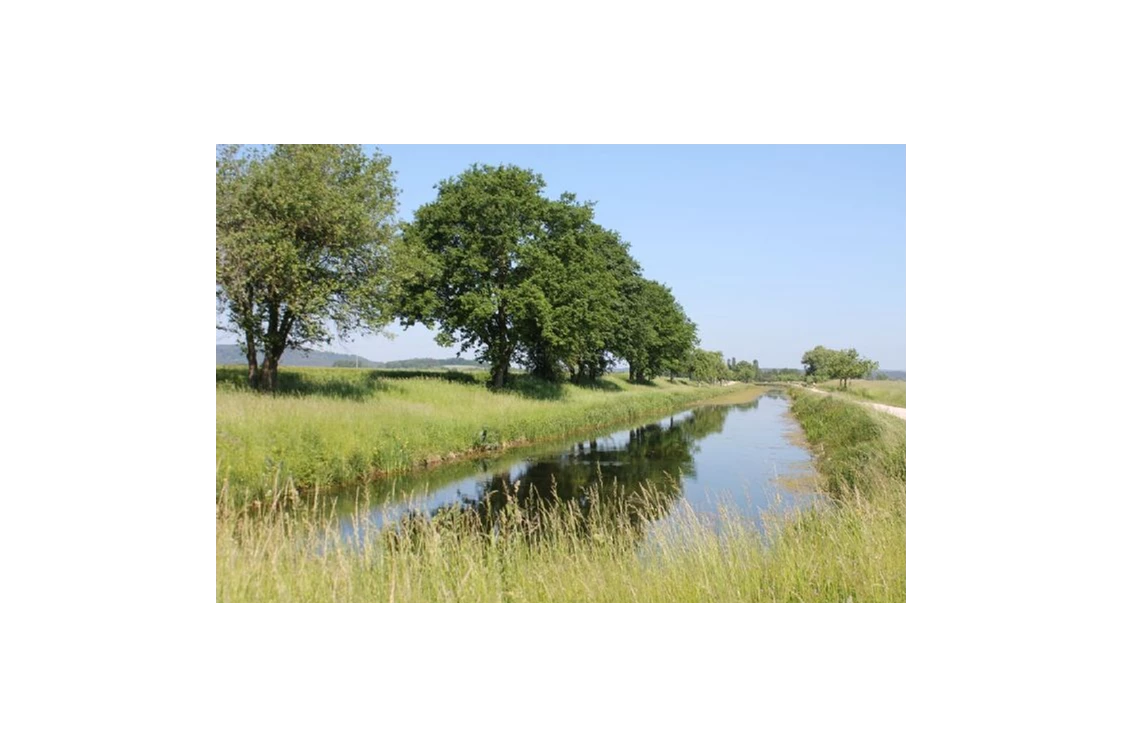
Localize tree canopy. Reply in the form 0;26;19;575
396;165;552;388
617;278;698;382
216;144;400;390
800;345;878;387
218;154;704;391
684;348;730;383
397;164;696;388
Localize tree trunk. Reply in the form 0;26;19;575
260;355;279;392
489;297;511;389
245;334;259;388
490;353;510;389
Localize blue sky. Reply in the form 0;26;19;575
218;145;904;369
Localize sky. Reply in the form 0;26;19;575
217;145;905;370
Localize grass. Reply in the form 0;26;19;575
216;385;905;603
216;479;904;602
217;366;758;500
789;388;906;497
819;379;906;407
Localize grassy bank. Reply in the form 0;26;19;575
217;388;905;603
217;366;757;499
217;479;903;603
790;388;906;495
819;379;906;407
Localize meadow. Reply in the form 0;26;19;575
216;385;905;602
819;378;906;407
217;366;748;500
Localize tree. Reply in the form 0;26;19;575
833;348;878;388
685;348;729;383
398;163;699;389
216;145;400;390
514;196;639;383
398;165;551;389
800;345;878;388
617;279;698;382
800;345;836;382
730;359;757;382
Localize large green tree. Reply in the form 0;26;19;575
516;197;641;382
216;145;400;390
618;279;698;382
398;165;551;389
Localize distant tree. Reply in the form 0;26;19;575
686;348;729;383
800;345;836;382
833;348;878;388
800;345;877;388
216;145;400;391
730;359;756;382
397;165;552;389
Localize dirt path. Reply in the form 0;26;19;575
863;401;906;420
807;387;906;421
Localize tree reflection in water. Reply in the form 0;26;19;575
387;404;734;546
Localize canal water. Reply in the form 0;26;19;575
332;391;821;540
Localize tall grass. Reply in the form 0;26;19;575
216;390;906;603
216;477;904;602
217;367;755;500
820;379;906;407
790;389;906;497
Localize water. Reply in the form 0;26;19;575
331;391;820;541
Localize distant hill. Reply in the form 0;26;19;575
216;344;483;369
872;370;906;381
373;357;484;369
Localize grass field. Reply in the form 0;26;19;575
216;384;905;602
217;366;754;500
820;379;906;407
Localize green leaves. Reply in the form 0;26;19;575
617;279;698;382
216;145;400;389
800;345;878;386
401;163;697;388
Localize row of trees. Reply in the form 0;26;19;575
217;146;698;390
397;164;698;388
800;346;878;387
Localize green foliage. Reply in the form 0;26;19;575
397;163;697;389
395;164;553;389
216;145;400;390
617;279;698;382
515;196;641;383
728;359;759;382
757;367;803;382
684;348;730;383
800;345;878;387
